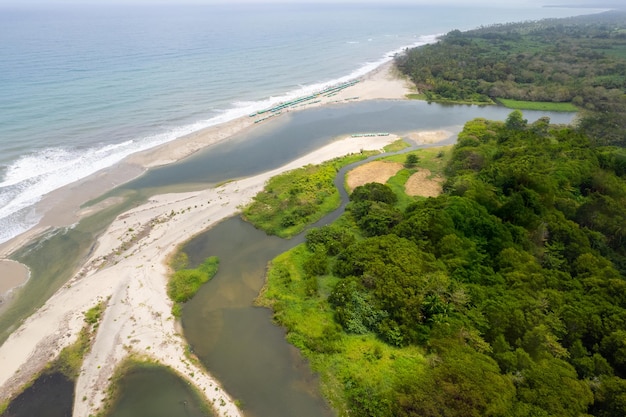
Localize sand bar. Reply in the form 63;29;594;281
0;61;451;417
0;260;30;299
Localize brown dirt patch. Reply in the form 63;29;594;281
405;169;443;198
405;130;452;144
346;161;403;191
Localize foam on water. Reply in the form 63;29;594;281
0;125;213;243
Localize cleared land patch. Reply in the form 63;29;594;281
404;169;442;197
346;161;403;191
404;130;452;144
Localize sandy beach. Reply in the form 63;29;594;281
0;61;411;262
0;62;449;416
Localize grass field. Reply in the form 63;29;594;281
405;93;427;100
497;98;578;112
407;92;494;106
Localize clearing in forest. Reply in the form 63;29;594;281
405;169;442;197
346;161;403;191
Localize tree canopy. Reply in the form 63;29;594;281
256;12;626;417
396;11;626;146
265;115;626;416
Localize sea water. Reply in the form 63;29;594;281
0;3;600;244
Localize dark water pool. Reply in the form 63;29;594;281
1;372;73;417
105;363;214;417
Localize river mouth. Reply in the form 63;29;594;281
1;101;577;416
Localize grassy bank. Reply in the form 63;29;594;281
55;301;106;379
497;98;579;112
242;151;377;238
406;92;495;106
257;243;427;416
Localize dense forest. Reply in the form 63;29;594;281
259;113;626;416
395;11;626;146
253;12;626;417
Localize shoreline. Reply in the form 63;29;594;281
0;60;410;261
0;60;412;300
0;61;445;416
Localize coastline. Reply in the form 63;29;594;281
0;60;411;298
0;60;410;260
0;61;445;416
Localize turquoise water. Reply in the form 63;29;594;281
0;3;600;244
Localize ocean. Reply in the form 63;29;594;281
0;3;601;244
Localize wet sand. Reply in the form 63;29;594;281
0;260;30;301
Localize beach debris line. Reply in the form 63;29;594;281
351;133;390;137
249;80;360;120
254;112;282;124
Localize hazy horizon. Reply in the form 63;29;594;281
0;0;608;7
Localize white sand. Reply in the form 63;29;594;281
0;61;445;417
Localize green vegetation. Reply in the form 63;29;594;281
405;93;427;100
382;146;451;175
1;300;105;413
497;98;579;112
404;153;419;168
382;139;410;153
396;11;626;145
83;301;105;327
257;239;426;417
55;327;94;379
55;301;105;379
259;115;626;416
168;254;219;316
242;151;377;238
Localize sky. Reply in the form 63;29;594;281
1;0;619;10
0;0;585;5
